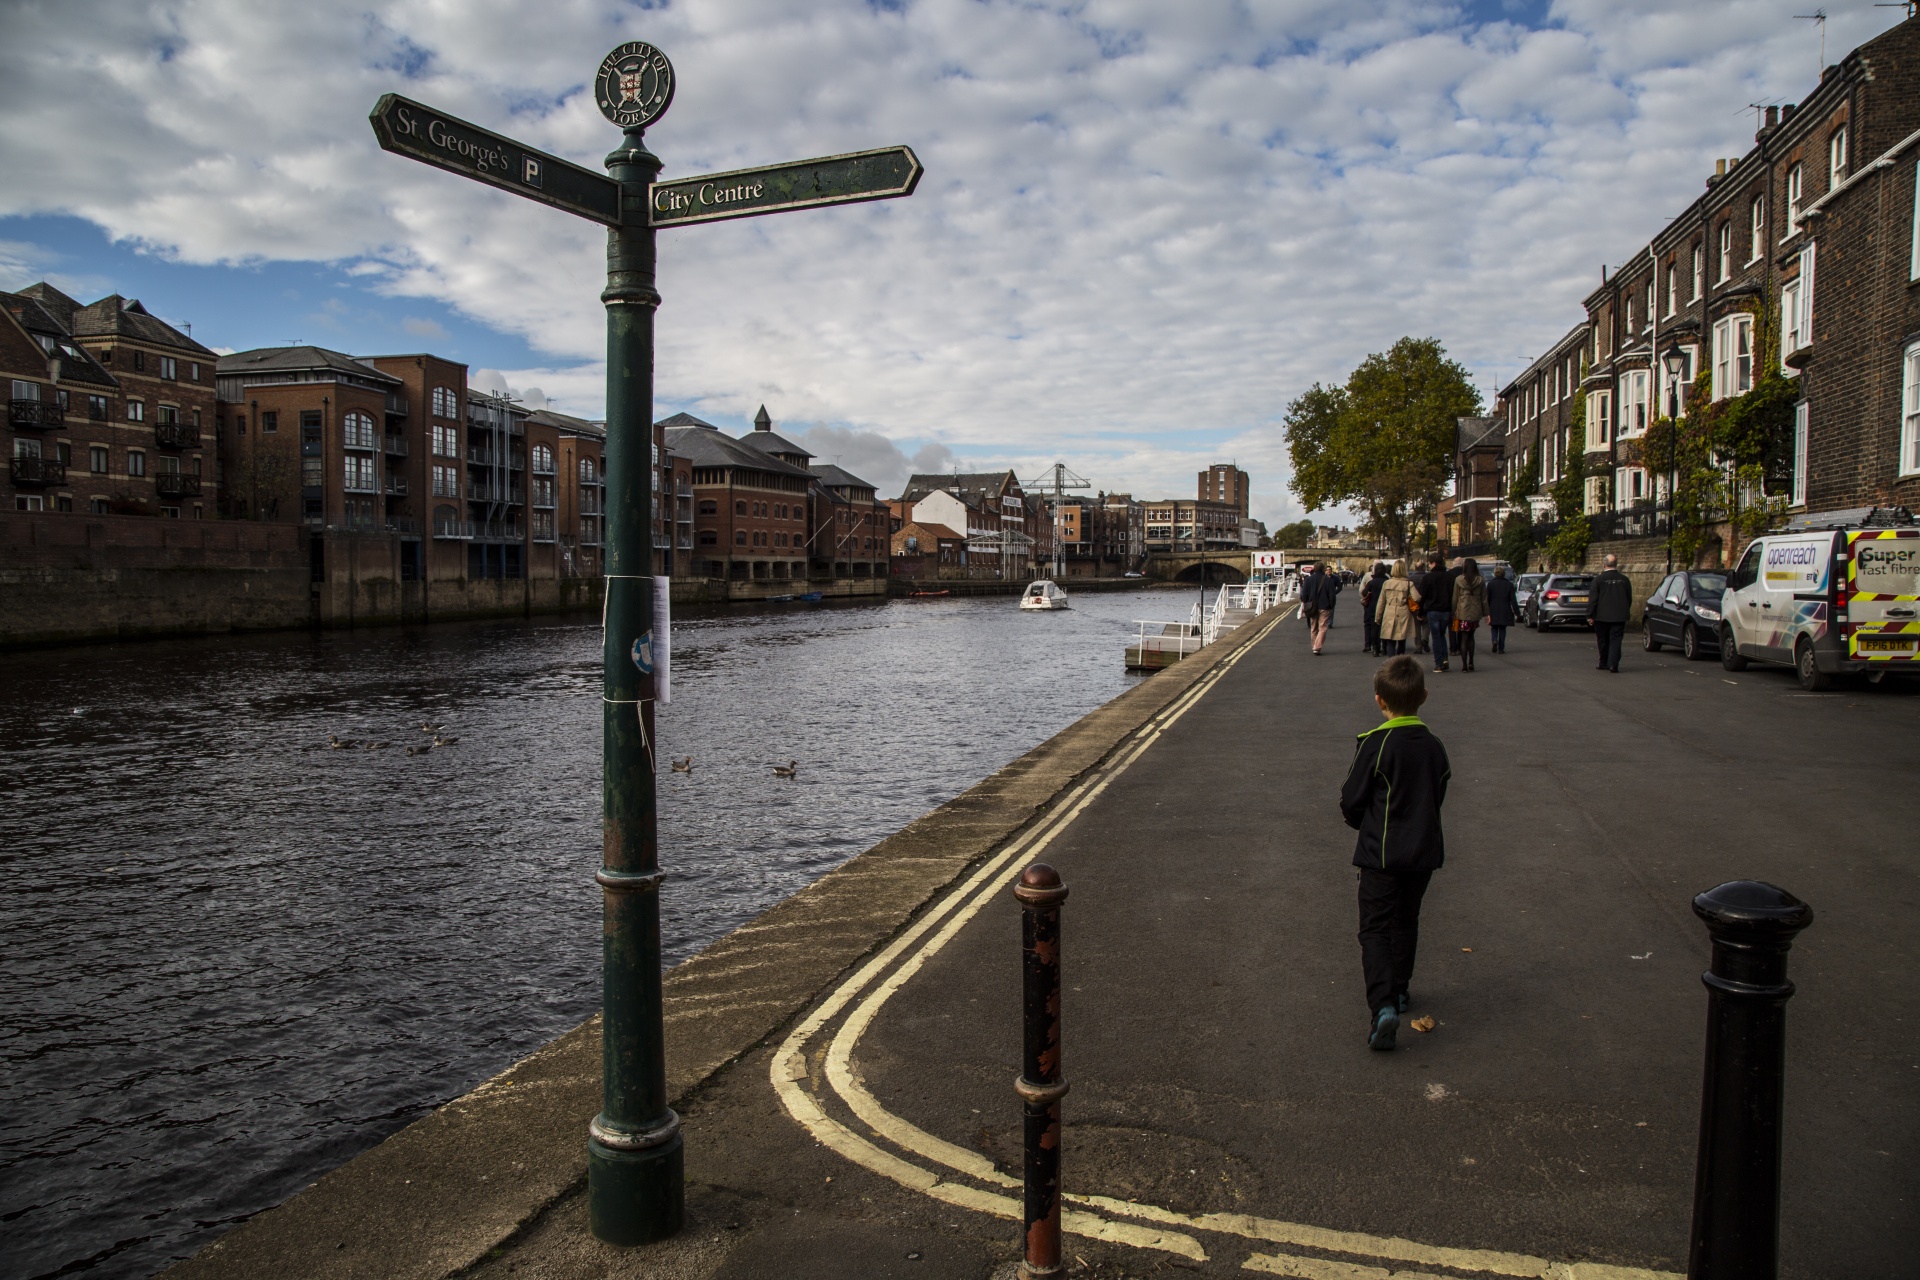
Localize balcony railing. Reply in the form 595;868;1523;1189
475;520;524;541
467;446;501;466
467;483;523;503
10;399;65;430
10;456;65;486
510;451;526;471
433;518;475;540
385;477;409;496
154;473;203;499
676;482;693;497
153;422;201;449
383;435;409;455
385;393;408;416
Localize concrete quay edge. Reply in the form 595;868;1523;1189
163;604;1287;1280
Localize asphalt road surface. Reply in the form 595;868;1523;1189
846;608;1919;1277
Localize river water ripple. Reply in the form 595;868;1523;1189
0;586;1194;1277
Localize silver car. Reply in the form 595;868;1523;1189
1514;573;1547;622
1528;574;1594;630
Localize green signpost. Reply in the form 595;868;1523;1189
370;40;920;1247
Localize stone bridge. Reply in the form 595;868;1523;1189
1145;548;1388;584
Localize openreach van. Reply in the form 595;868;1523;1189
1719;506;1920;691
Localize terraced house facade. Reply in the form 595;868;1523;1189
1498;14;1920;565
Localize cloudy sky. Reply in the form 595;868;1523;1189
0;0;1902;529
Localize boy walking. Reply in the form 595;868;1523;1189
1339;656;1451;1051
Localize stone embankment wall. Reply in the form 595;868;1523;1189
0;513;605;648
1581;530;1733;624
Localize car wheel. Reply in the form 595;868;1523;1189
1643;621;1661;652
1720;627;1748;671
1682;622;1702;661
1796;638;1832;692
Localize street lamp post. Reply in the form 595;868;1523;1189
1661;342;1687;575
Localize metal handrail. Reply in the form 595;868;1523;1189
384;436;409;455
9;456;66;485
10;399;67;430
154;472;202;498
153;421;201;449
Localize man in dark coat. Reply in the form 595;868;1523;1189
1359;563;1387;656
1301;562;1341;655
1486;565;1518;654
1416;555;1454;672
1585;553;1635;672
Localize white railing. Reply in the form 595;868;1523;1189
1131;619;1202;660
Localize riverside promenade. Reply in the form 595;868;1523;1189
169;606;1918;1280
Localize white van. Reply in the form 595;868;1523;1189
1719;508;1920;690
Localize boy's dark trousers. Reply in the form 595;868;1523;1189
1357;867;1433;1013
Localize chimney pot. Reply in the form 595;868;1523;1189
1715;158;1728;177
1782;102;1798;121
1766;105;1779;128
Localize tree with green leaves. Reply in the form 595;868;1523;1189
1273;518;1315;547
1284;337;1481;557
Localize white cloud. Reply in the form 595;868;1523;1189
0;0;1900;528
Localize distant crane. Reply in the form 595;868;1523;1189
1023;462;1092;580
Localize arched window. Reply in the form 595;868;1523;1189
699;499;717;515
735;500;747;515
735;530;748;545
699;531;717;546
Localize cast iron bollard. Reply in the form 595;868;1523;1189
1688;881;1814;1280
1014;863;1069;1280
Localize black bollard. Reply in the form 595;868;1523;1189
1014;863;1069;1280
1687;881;1814;1280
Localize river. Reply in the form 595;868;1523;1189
0;585;1202;1278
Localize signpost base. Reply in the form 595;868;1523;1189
588;1131;684;1246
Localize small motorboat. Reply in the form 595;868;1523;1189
1019;580;1069;611
909;589;950;598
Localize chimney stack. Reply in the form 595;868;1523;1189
1765;105;1779;128
1715;158;1728;177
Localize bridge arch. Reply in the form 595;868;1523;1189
1172;560;1247;585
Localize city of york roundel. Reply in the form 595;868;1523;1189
595;42;674;129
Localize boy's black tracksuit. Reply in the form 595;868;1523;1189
1339;716;1451;1015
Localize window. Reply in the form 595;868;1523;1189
132;350;145;372
1829;125;1848;188
699;530;718;546
1584;475;1608;515
1587;389;1613;449
127;450;146;477
1781;278;1804;364
1618;369;1650;438
433;465;459;497
1644;280;1654;330
433;425;458;457
156;404;178;425
1791;401;1808;506
262;411;277;433
90;446;108;473
735;500;747;515
302;457;323;488
1624;294;1634;336
532;444;553;472
126;399;145;422
1665;263;1677;316
1749;195;1765;263
1712;313;1755;400
1911;160;1920;282
699;499;717;515
532;478;555;508
580;457;598;483
1786;163;1803;232
344;456;377;491
432;386;457;418
1718;221;1732;280
88;395;108;420
189;362;200;381
1614;466;1648;509
342;412;376;449
1691;245;1704;299
734;530;748;545
1902;341;1920;477
159;356;177;380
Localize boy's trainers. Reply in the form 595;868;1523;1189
1368;1005;1399;1051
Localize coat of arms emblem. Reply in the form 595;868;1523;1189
596;42;674;130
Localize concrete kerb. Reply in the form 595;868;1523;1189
164;604;1289;1280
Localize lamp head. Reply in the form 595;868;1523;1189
1660;342;1686;379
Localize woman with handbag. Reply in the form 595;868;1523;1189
1450;557;1488;672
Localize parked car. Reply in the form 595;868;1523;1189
1527;574;1593;630
1720;514;1920;690
1642;570;1728;660
1514;573;1547;622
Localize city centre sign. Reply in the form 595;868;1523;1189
649;146;922;227
370;41;919;1252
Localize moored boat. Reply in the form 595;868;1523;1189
1019;580;1069;610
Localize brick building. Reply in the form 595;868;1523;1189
809;462;889;578
1143;497;1241;552
897;471;1034;579
889;519;967;577
662;411;814;581
528;409;612;579
1446;416;1506;546
7;285;217;519
1500;15;1920;561
1199;463;1250;517
2;292;115;514
1043;492;1145;576
1497;323;1588;520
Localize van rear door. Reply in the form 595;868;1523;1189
1846;529;1920;664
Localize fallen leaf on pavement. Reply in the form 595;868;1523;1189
1410;1016;1436;1032
1461;947;1473;952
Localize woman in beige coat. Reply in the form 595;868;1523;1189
1374;561;1415;654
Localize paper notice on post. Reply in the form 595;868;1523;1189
653;575;671;705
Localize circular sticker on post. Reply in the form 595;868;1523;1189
631;631;654;675
595;42;675;130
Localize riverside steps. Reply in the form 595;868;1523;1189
166;606;1918;1279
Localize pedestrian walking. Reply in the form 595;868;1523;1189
1444;557;1466;658
1413;554;1453;672
1486;564;1517;654
1586;553;1634;672
1359;562;1387;655
1374;561;1414;655
1339;655;1451;1051
1301;561;1341;656
1450;558;1488;672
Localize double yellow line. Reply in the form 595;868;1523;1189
769;607;1677;1280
